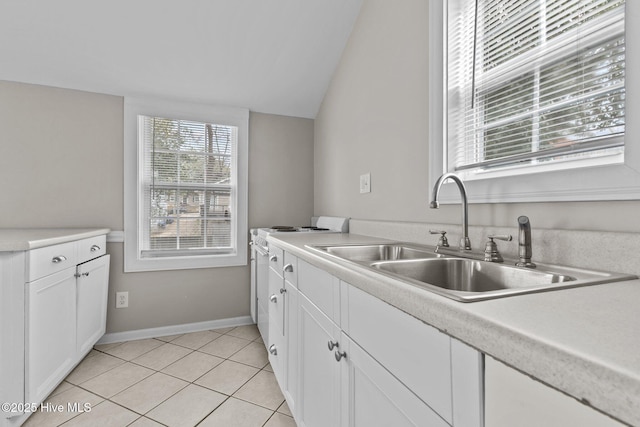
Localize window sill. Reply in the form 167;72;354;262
123;248;247;272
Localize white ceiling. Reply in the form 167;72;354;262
0;0;362;119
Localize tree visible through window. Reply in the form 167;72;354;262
141;116;237;256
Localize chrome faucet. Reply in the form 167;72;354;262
516;216;536;268
430;173;471;251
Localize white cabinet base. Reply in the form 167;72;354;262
76;255;110;357
26;268;77;404
341;334;449;427
485;357;623;427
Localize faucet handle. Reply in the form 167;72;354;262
484;235;512;262
429;230;449;248
487;234;512;242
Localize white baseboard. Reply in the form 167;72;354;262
97;315;254;344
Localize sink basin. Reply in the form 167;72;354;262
308;243;440;263
307;243;636;302
371;258;634;302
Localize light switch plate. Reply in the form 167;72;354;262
360;173;371;194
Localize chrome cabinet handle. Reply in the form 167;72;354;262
327;340;339;351
269;344;278;355
90;244;101;252
335;350;347;362
270;295;278;303
269;255;278;262
283;263;293;273
279;287;287;294
52;255;67;264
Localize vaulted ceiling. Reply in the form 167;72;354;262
0;0;362;118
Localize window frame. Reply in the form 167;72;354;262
124;97;248;272
429;1;640;204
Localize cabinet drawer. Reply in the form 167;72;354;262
77;235;106;264
343;283;453;423
27;241;77;281
297;259;340;324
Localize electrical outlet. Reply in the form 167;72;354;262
360;173;371;194
116;291;129;308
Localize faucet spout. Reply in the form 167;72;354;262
430;173;471;251
516;215;536;268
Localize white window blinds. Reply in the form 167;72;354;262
447;0;625;175
139;116;237;258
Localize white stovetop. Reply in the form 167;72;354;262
0;228;111;252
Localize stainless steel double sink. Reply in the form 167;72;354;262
306;243;636;302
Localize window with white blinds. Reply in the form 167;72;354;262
140;116;237;258
447;0;626;176
124;97;248;272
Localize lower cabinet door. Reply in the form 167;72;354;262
297;293;342;427
341;333;450;427
268;311;285;383
283;282;299;417
26;268;77;404
76;254;110;357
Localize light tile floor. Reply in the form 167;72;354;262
24;325;297;427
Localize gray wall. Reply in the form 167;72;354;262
0;80;314;333
314;0;640;233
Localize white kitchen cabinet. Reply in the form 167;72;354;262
297;292;342;427
0;251;26;420
267;250;285;380
267;251;299;417
76;254;110;356
340;333;449;427
267;245;483;427
0;230;109;427
485;357;624;427
341;282;453;423
25;236;110;406
25;268;77;404
283;280;299;417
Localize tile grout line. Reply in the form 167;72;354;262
37;325;294;427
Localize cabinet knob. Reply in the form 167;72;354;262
51;255;67;264
269;344;278;355
283;263;294;273
90;245;101;252
269;255;278;262
334;350;347;362
270;294;278;303
327;340;339;351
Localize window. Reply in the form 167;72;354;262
124;98;248;272
429;1;640;203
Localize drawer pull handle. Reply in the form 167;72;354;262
269;344;278;355
335;350;347;362
270;294;278;303
90;245;101;252
269;255;278;262
327;340;339;351
52;256;67;264
283;263;293;273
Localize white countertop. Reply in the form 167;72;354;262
0;228;111;251
268;232;640;427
